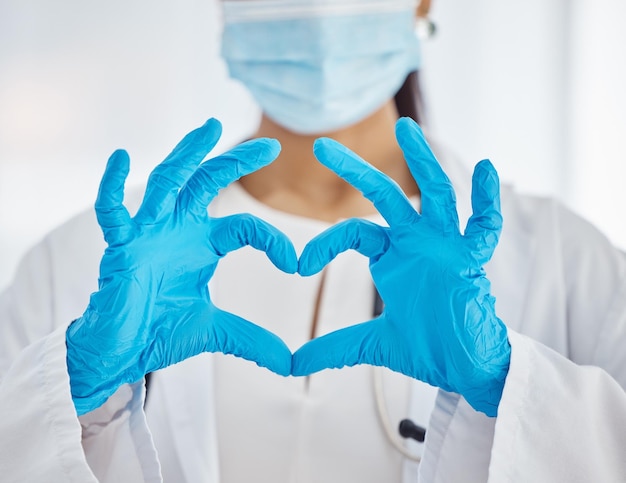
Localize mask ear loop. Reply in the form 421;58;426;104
372;366;422;463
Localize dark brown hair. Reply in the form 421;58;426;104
393;71;425;125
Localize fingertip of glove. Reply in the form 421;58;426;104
258;344;293;377
104;150;130;178
203;117;222;132
475;158;496;172
290;354;320;378
260;360;291;377
198;118;223;144
290;354;306;377
259;137;282;159
290;366;305;377
278;363;292;378
268;234;298;274
297;260;311;277
395;117;423;139
312;137;333;156
473;159;500;192
238;137;282;164
313;138;360;171
108;149;130;162
297;258;320;278
279;252;299;275
313;136;349;154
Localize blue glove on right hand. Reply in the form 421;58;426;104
66;119;297;416
293;118;510;417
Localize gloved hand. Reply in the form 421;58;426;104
66;118;297;416
292;117;511;417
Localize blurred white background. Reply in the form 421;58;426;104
1;0;625;290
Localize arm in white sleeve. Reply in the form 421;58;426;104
489;329;626;482
0;326;97;482
417;200;626;483
0;325;161;482
489;241;626;482
0;208;160;482
418;327;626;483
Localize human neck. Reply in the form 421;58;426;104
238;100;418;222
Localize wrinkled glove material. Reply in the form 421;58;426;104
293;117;511;417
67;119;297;415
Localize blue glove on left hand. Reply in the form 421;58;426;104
66;119;297;416
292;117;511;417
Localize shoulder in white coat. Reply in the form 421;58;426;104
419;139;626;482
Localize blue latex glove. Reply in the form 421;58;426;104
66;118;297;416
292;117;511;417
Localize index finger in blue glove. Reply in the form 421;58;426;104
134;118;223;224
464;159;503;264
298;218;389;276
210;214;298;274
95;149;132;245
395;118;459;230
291;320;384;376
312;138;417;227
178;138;281;217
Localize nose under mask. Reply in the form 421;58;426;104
220;0;421;134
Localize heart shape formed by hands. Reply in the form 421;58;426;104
67;116;509;418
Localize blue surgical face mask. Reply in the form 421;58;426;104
221;0;421;134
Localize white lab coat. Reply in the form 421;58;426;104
0;140;625;482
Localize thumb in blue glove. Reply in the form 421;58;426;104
292;117;511;417
66;118;298;416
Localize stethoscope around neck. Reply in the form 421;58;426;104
372;288;426;463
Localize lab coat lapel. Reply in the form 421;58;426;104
159;354;220;483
